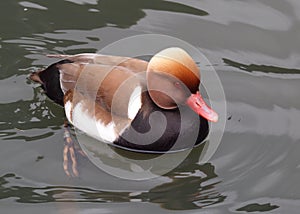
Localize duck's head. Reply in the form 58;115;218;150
147;47;218;122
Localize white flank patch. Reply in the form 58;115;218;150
128;86;142;120
64;101;72;123
95;121;117;142
71;103;118;143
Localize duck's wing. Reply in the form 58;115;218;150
47;53;148;73
58;62;144;120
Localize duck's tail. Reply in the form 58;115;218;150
30;59;72;106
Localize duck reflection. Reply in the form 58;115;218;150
133;144;226;210
0;142;225;210
112;143;226;210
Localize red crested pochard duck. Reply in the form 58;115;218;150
30;48;218;155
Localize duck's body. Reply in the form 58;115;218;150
30;48;217;152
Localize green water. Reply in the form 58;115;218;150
1;0;300;213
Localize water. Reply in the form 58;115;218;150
1;0;300;213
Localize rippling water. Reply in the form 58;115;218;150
1;0;300;213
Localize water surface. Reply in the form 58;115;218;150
1;0;300;213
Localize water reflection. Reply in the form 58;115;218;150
223;58;300;74
0;146;225;210
0;173;130;203
0;83;64;141
236;203;279;212
0;0;208;39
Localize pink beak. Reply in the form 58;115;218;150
186;91;218;122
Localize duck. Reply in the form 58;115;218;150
30;47;218;154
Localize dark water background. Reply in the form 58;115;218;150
1;0;300;213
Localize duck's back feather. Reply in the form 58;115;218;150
31;54;147;111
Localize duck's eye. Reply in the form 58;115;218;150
174;81;181;88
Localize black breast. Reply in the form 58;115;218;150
114;92;209;152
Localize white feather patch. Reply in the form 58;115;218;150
128;86;142;120
64;101;72;123
65;102;118;143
